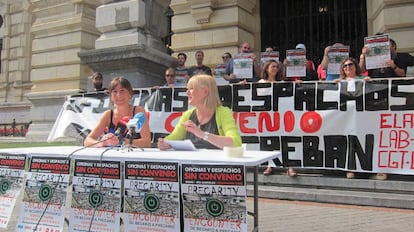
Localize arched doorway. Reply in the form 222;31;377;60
260;0;367;65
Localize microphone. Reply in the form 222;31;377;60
115;116;129;146
126;112;146;151
127;112;146;133
116;116;129;136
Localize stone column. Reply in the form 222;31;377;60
0;0;33;124
78;0;176;88
169;0;261;67
366;0;414;76
24;0;101;141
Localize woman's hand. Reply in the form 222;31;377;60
100;133;119;147
183;120;203;138
157;138;172;150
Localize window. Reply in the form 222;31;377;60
261;0;367;64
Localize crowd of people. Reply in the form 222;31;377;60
85;38;414;181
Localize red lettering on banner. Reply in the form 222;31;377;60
284;111;295;132
258;112;280;132
378;150;413;169
300;111;322;133
379;130;410;149
234;111;323;134
380;113;414;129
239;112;256;133
165;112;182;133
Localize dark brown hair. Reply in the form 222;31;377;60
261;60;284;81
108;77;133;96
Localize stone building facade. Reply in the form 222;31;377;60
0;0;413;141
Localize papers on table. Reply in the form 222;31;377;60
164;139;197;151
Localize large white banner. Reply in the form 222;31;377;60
48;79;414;175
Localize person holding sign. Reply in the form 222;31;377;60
157;74;242;150
224;42;261;83
84;77;151;148
152;67;176;89
213;52;232;86
320;42;349;81
283;43;317;81
359;37;414;78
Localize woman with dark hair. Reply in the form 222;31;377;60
84;77;151;148
260;59;284;82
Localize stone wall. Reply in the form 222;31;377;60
366;0;414;76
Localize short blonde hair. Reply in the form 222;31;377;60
187;74;221;110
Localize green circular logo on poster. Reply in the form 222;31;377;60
39;184;53;201
144;194;160;212
335;56;342;62
206;198;224;217
89;190;103;208
0;180;9;194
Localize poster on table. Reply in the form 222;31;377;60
0;153;26;229
286;49;306;77
364;34;391;70
16;156;70;232
48;78;414;175
123;161;180;232
327;46;350;75
181;163;247;232
213;63;229;86
260;51;279;64
233;53;254;79
69;158;122;232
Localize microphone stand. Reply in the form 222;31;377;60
127;127;135;152
126;127;144;151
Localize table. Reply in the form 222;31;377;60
3;146;279;232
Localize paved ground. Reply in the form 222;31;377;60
3;197;414;232
247;198;414;232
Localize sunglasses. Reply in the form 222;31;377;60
222;56;229;59
343;62;355;68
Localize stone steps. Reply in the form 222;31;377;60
246;171;414;209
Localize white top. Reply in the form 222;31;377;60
1;146;279;167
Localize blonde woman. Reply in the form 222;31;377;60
157;74;242;150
